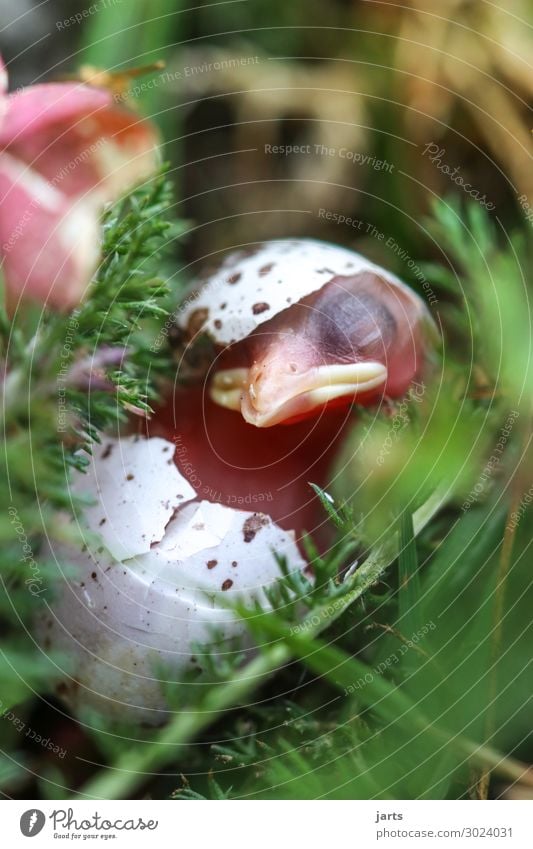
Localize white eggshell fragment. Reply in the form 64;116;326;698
39;437;306;724
72;436;196;561
179;238;424;346
138;499;303;604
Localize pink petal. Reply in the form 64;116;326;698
0;83;158;200
0;152;100;309
0;77;159;308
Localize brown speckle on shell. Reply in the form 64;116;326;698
221;579;233;591
259;263;275;275
243;513;269;543
227;272;241;284
252;302;270;315
207;559;218;569
187;307;209;336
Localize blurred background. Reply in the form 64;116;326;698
1;0;531;278
1;0;532;801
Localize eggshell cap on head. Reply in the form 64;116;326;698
39;435;306;724
178;238;427;347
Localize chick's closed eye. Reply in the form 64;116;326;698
295;274;398;365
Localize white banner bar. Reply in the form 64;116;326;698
3;799;532;848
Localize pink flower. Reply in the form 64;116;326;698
0;56;159;310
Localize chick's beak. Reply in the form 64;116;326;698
210;358;388;427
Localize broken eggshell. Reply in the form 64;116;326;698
38;436;306;725
179;238;426;347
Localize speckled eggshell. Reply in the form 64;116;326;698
39;437;306;724
178;238;423;346
72;436;196;561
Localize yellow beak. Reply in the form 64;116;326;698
210;362;388;427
